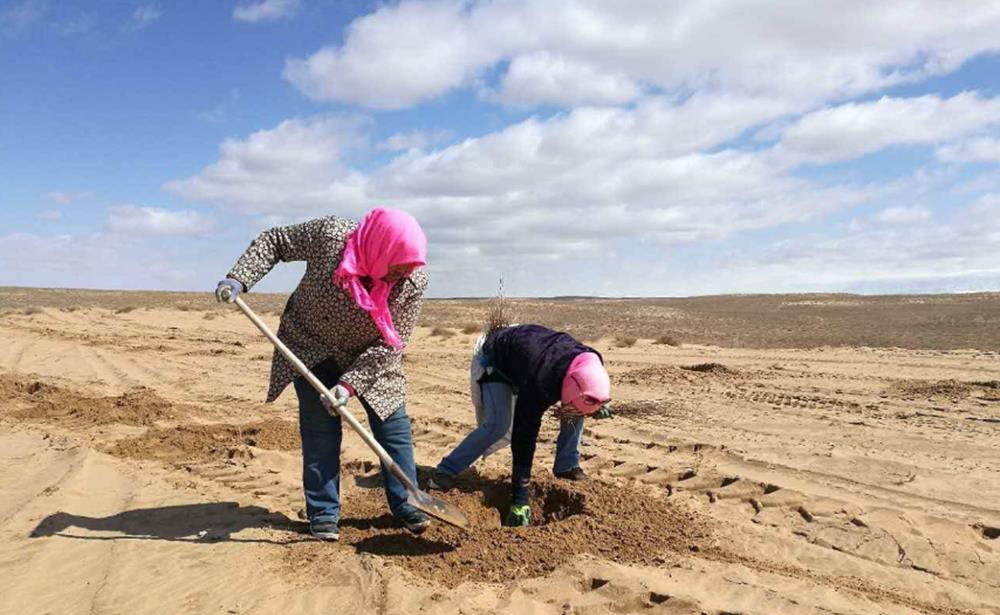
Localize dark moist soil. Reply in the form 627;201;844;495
887;378;1000;400
616;365;687;385
680;362;735;375
290;469;711;586
612;399;676;418
0;373;183;426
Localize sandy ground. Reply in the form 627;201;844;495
1;297;999;614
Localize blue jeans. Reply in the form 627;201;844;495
436;381;586;476
438;381;514;476
294;358;418;524
553;417;584;474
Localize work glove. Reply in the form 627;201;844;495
503;504;531;527
320;383;352;415
215;278;242;303
592;404;614;420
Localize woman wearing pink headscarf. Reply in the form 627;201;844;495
428;324;612;527
215;208;430;541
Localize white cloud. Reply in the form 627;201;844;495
106;205;214;236
284;0;1000;109
168;102;876;290
872;205;931;225
776;93;1000;164
497;51;643;106
284;1;495;109
0;0;46;35
717;194;1000;293
46;191;93;204
164;115;370;216
35;210;62;221
377;129;452;152
0;232;211;290
937;137;1000;163
128;4;161;31
54;11;97;37
169;2;1000;295
233;0;298;23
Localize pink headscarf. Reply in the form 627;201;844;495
334;207;427;349
561;352;611;415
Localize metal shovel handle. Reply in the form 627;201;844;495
219;287;419;494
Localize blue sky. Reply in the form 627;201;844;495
2;0;1000;297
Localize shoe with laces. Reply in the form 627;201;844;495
554;466;588;481
400;510;431;534
426;470;456;492
309;519;340;541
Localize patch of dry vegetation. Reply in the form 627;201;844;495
614;336;638;348
485;275;516;335
430;326;455;339
655;333;682;346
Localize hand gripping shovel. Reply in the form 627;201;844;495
220;288;470;531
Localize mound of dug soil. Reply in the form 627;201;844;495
680;362;734;375
292;471;710;586
889;378;1000;400
107;419;300;462
0;373;182;426
616;365;686;385
612;399;680;418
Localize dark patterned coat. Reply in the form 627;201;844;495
227;216;427;419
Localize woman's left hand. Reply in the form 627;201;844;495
321;383;353;414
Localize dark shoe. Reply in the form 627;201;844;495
554;466;587;481
309;519;340;541
426;470;456;492
400;510;431;534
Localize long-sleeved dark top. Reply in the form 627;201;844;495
483;324;600;501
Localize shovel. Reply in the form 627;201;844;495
220;287;470;531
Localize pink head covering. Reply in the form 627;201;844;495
560;352;611;415
334;207;427;349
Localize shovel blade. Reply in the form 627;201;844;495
407;489;470;531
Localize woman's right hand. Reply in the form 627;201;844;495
215;278;242;303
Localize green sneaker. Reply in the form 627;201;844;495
503;504;531;527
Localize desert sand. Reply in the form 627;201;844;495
1;289;999;614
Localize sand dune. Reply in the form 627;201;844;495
1;296;999;614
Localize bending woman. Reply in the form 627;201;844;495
215;207;430;541
428;324;611;526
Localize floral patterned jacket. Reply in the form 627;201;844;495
227;216;427;419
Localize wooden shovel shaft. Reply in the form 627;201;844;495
226;291;419;495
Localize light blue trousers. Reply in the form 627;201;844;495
436;380;584;476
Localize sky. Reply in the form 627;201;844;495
2;0;1000;298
